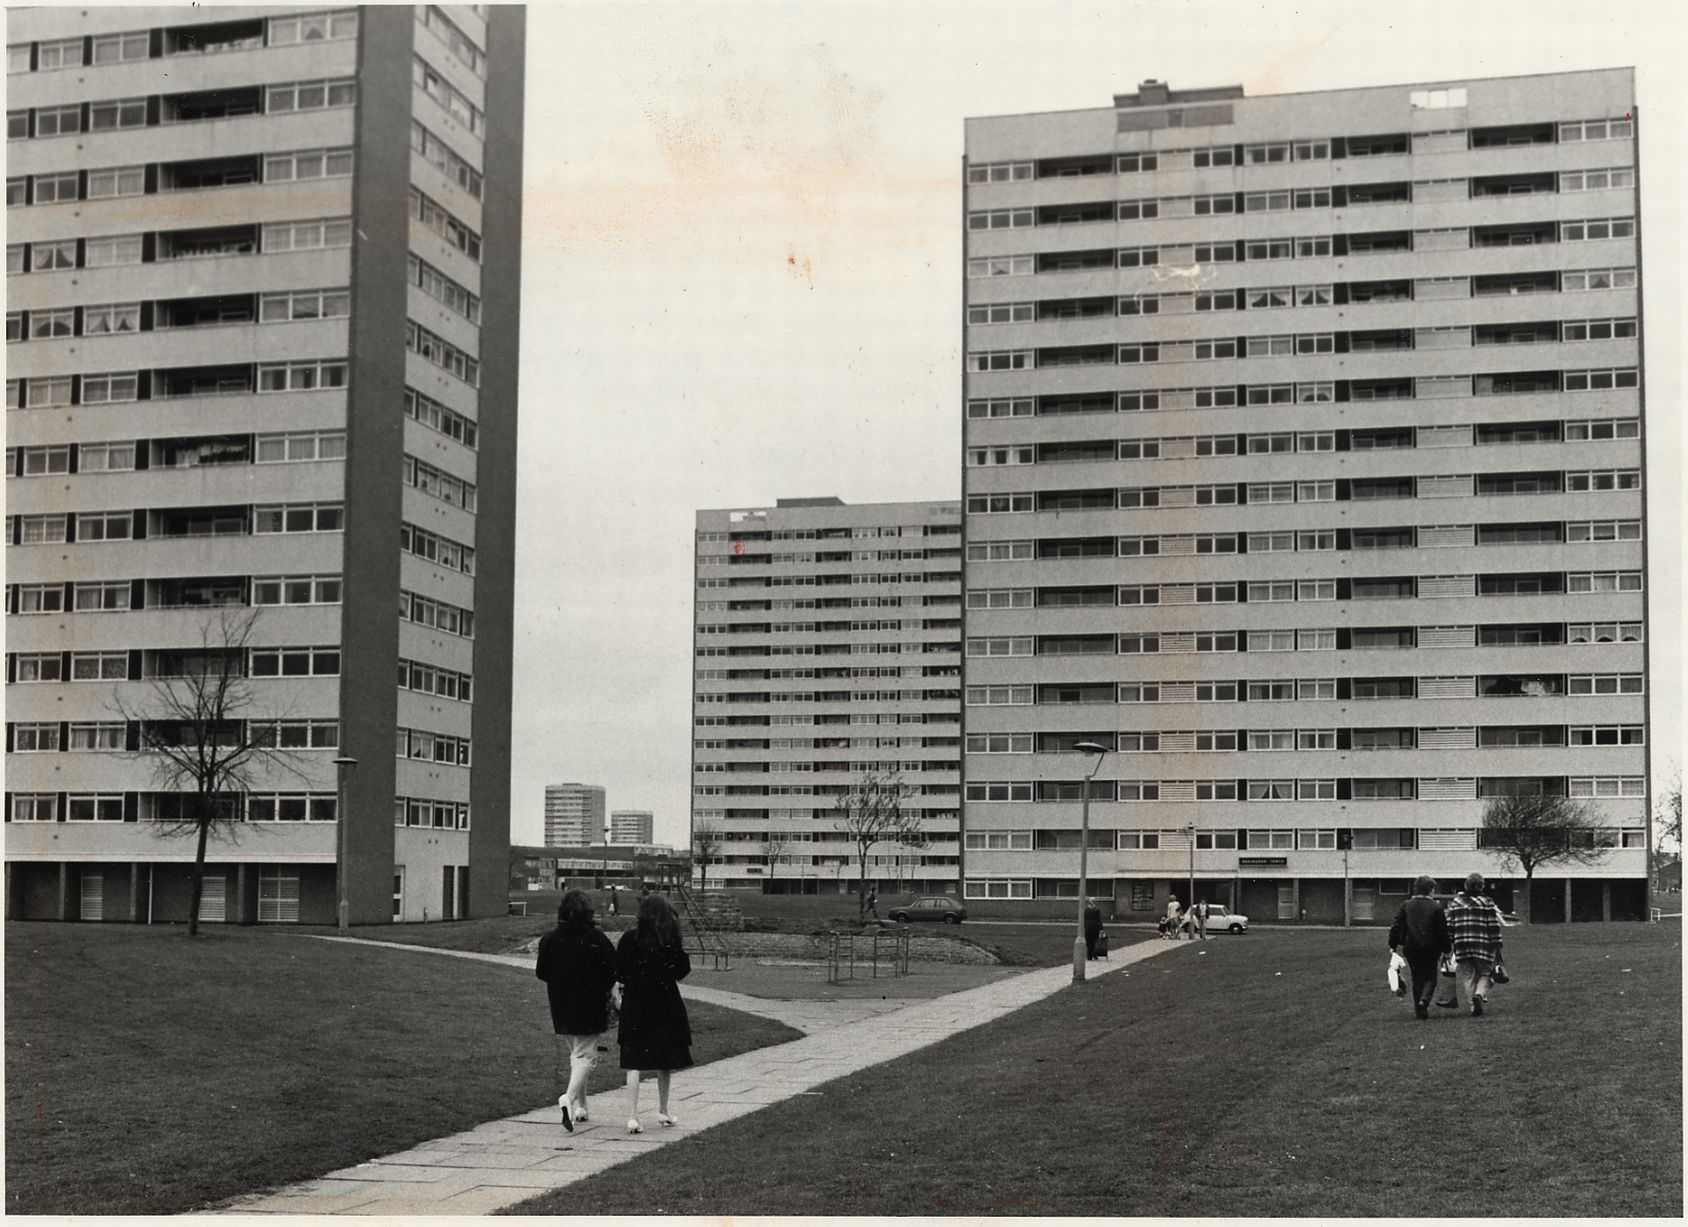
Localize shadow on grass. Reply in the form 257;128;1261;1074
509;922;1682;1218
4;923;800;1215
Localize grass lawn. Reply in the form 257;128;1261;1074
514;922;1682;1218
4;923;800;1216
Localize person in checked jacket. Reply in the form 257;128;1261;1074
1445;872;1505;1016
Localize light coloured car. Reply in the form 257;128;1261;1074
1200;904;1249;933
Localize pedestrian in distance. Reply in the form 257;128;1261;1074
1194;899;1209;941
534;889;619;1131
617;892;693;1133
1445;872;1506;1017
865;884;879;919
1083;901;1103;959
607;884;619;918
1387;876;1453;1020
1165;897;1183;941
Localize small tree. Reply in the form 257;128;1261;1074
1481;793;1608;922
1654;766;1682;854
832;771;926;918
761;832;788;893
112;610;304;936
692;819;721;892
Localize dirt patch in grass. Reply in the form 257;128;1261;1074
511;923;1681;1218
4;923;799;1215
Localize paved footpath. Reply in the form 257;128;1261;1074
221;937;1186;1216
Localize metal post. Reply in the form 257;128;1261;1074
333;755;358;932
1187;824;1196;918
1072;742;1109;983
1342;845;1351;927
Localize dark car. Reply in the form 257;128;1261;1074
888;895;967;924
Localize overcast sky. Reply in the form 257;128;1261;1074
509;0;1685;849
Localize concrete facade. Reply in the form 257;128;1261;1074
960;71;1649;922
608;809;654;844
543;783;605;847
692;498;963;893
5;5;523;924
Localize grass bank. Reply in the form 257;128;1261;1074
514;922;1681;1217
4;923;799;1215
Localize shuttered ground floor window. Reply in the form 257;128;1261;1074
198;874;228;923
258;868;301;922
80;871;103;921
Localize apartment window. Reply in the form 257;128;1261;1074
28;308;75;339
1249;730;1295;751
1567;622;1642;644
968;255;1033;278
1246;143;1289;164
91;31;150;65
411;122;484;198
968;446;1033;467
85;235;143;267
1560;167;1636;192
1568;777;1645;799
253;503;344;534
1196;291;1237;312
969;351;1031;373
1249;483;1294;505
1567;572;1642;594
266;78;357;113
1559;118;1633;141
268;10;360;45
34;38;82;70
71;652;127;681
1249;582;1296;604
17;514;69;544
73;581;131;612
400;590;474;638
967;302;1033;325
80;372;140;404
1566;470;1641;492
403;455;477;511
1195;339;1237;360
968;208;1034;231
30;104;80;138
250;646;341;678
1567;520;1641;543
1248;781;1295;802
1247;384;1293;405
966;637;1033;658
1568;674;1643;695
1193;243;1235;264
79;441;136;472
967;540;1033;561
1562;268;1637;292
966;398;1034;420
967;160;1033;183
1410;88;1467;109
262;217;354;252
1298;781;1337;801
1570;726;1644;747
1247;287;1292;310
1562;217;1636;243
77;512;132;541
83;303;142;335
33;172;80;204
413;56;484;134
1194;194;1236;215
254;430;347;463
23;377;72;408
90;98;148;132
1196;632;1238;652
259;289;351;324
6;177;26;207
1245;191;1291;213
404;388;478;448
965;685;1033;705
966;734;1034;755
257;360;349;393
264;148;354;182
6;246;23;275
964;782;1033;802
252;575;342;606
14;583;66;612
1246;239;1294;261
1298;481;1335;502
12;723;62;752
1193;146;1236;167
12;795;59;822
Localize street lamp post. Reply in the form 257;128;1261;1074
1186;822;1197;922
332;755;358;932
1072;741;1110;983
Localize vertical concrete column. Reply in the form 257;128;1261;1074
57;863;69;921
1291;877;1302;922
236;864;250;925
1564;878;1573;923
130;864;142;923
4;864;14;920
1602;881;1612;922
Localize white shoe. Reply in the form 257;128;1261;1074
627;1118;643;1134
574;1104;590;1123
657;1112;678;1127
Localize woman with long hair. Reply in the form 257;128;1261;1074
534;889;618;1131
615;893;692;1133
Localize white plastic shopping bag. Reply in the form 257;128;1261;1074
1387;951;1408;996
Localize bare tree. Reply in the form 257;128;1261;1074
832;771;926;918
1654;765;1682;854
692;819;721;893
1480;793;1609;922
112;610;304;936
761;831;788;893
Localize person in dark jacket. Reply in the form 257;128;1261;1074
1083;902;1103;959
535;890;618;1131
617;893;692;1133
1387;876;1452;1020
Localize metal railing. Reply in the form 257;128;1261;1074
826;926;910;984
672;883;731;970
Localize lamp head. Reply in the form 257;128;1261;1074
1073;741;1109;755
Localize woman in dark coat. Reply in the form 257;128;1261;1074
616;893;692;1133
534;890;618;1131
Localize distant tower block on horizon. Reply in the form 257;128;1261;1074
545;783;607;846
609;810;655;844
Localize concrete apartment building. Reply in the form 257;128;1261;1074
961;70;1649;923
543;783;605;847
609;808;654;845
693;498;964;893
5;6;525;924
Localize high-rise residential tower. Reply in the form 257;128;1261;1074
5;6;525;924
961;70;1649;923
693;498;964;893
544;783;606;847
609;809;654;845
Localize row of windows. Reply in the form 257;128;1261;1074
9;501;344;547
411;189;483;262
407;254;480;324
405;320;479;386
399;590;474;638
964;777;1645;804
413;54;483;136
964;673;1645;707
963;116;1631;183
966;726;1644;754
10;647;340;683
7;431;345;481
7;360;347;409
411;120;483;200
401;522;475;575
8;217;351;277
397;726;471;766
7;78;355;143
394;796;472;830
402;454;478;512
8;148;354;208
7;793;339;824
9;720;338;753
967;182;1634;230
6;288;350;343
415;6;486;77
398;658;473;703
404;387;479;449
7;572;351;615
6;11;357;76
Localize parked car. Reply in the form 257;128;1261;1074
1203;904;1249;933
888;895;967;924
